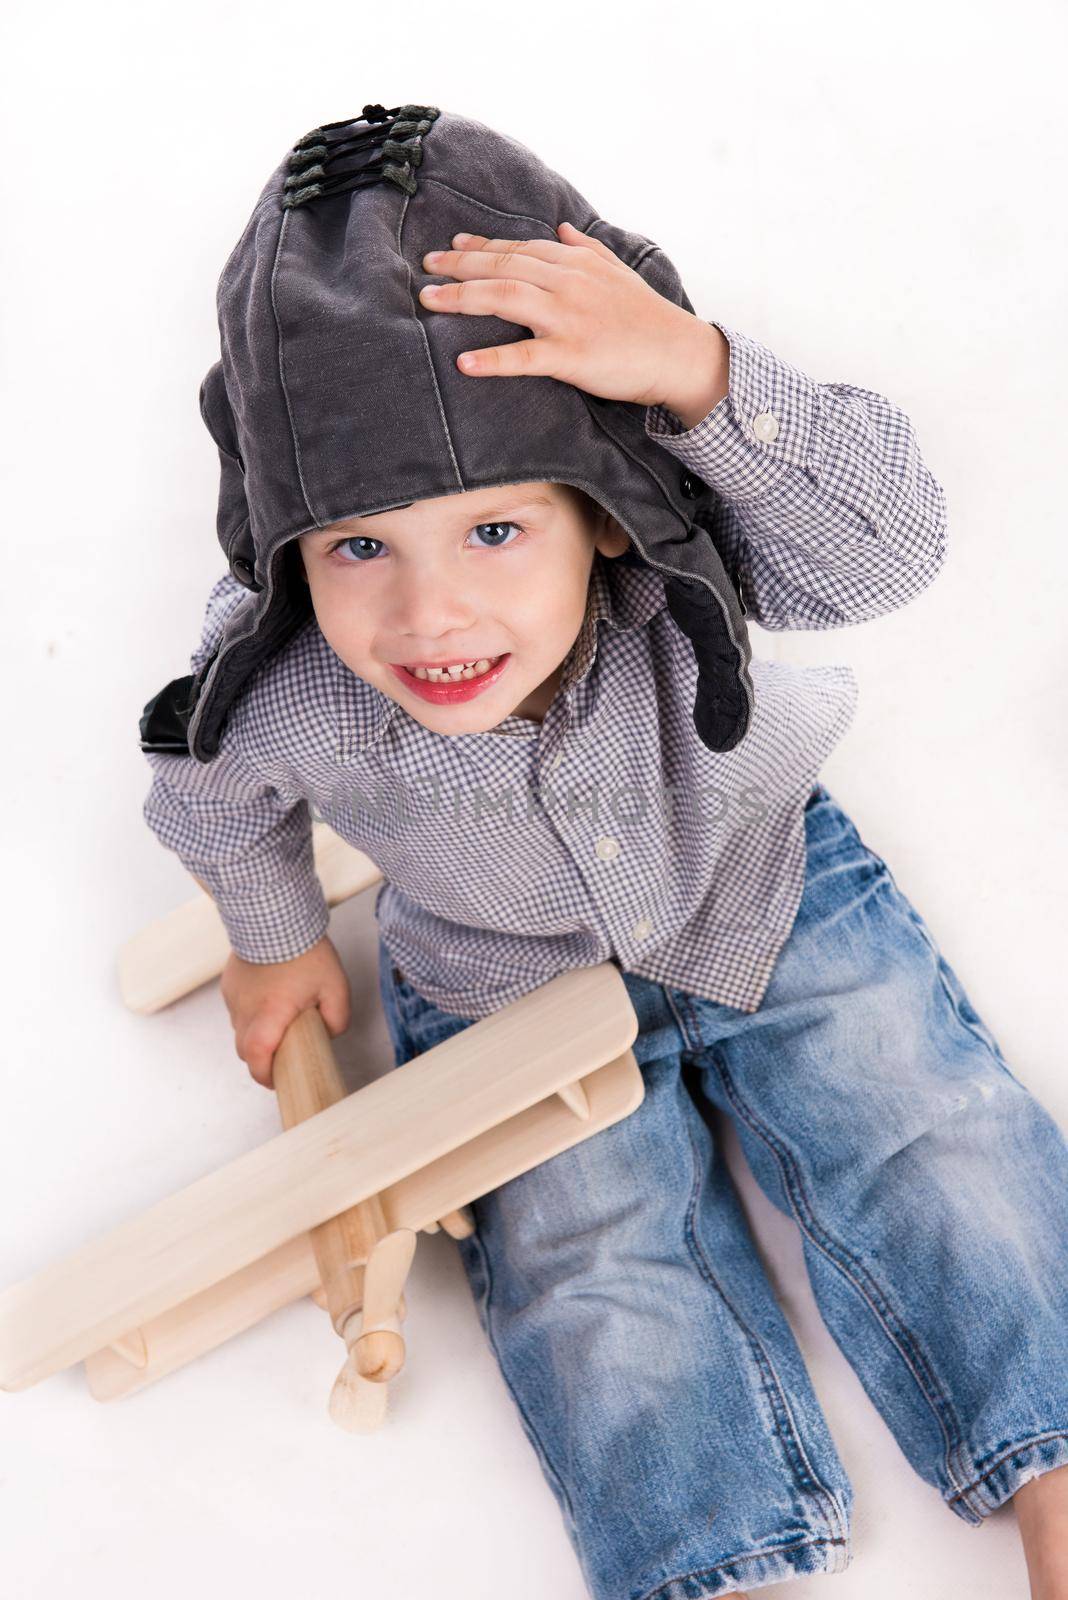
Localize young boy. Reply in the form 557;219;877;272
139;104;1068;1599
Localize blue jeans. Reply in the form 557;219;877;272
376;781;1068;1599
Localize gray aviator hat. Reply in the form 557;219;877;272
138;102;754;763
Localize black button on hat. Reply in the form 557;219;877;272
231;556;262;592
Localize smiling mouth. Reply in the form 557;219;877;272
389;653;512;701
398;654;505;682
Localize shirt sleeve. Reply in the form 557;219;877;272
644;320;949;631
141;573;331;964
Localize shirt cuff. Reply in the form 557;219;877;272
208;857;332;965
644;320;820;503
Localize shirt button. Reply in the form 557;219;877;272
550;751;564;770
595;836;620;861
752;410;780;443
632;916;653;940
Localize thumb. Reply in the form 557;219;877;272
241;1000;298;1090
317;982;352;1039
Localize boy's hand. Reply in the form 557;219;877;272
219;935;351;1091
418;222;729;429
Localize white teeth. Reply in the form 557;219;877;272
412;656;496;682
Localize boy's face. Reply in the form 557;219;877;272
298;482;629;734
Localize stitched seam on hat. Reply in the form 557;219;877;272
417;174;563;238
397;188;463;488
586;220;661;274
629;241;662;273
218;192;279;296
269;206;320;525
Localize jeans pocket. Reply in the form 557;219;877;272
378;947;436;1065
383;956;423;1010
390;969;429;1031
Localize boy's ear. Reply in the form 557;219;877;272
564;484;628;558
593;509;631;560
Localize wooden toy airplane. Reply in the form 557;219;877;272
0;823;644;1431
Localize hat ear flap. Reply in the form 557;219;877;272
663;572;751;753
198;360;260;591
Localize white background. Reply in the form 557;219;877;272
1;2;1065;1596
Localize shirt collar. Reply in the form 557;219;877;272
558;549;665;693
334;550;666;759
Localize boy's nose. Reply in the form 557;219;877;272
387;568;480;643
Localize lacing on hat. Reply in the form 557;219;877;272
282;103;440;208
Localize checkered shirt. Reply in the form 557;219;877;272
141;320;947;1018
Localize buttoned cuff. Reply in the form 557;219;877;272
645;320;820;503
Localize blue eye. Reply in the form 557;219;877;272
331;535;381;563
328;521;524;563
470;520;523;549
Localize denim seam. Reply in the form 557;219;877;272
880;865;1020;1083
634;1531;849;1600
837;852;1050;1515
836;825;1011;1081
461;1217;582;1539
674;990;972;1507
934;959;1009;1072
947;1430;1068;1520
663;985;698;1054
681;1121;851;1551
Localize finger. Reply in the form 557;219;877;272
418;277;552;326
240;1008;291;1087
450;232;575;256
556;220;629;268
318;989;351;1037
450;231;575;263
426;240;564;287
244;1045;275;1090
456;337;563;378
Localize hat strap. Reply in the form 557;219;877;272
283;103;440;208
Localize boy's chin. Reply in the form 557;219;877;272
397;689;543;735
401;696;515;733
